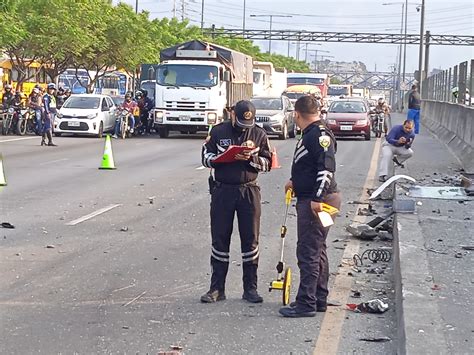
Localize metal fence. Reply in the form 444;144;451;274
422;59;473;106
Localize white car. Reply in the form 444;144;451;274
54;94;116;138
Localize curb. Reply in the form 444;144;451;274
393;190;449;355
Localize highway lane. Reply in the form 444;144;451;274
0;132;392;353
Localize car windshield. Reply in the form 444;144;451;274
110;96;124;107
287;77;325;85
156;64;218;87
62;96;100;109
328;87;350;96
283;92;306;100
251;98;283;110
329;101;366;113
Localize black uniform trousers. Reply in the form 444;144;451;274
294;192;341;312
209;182;261;293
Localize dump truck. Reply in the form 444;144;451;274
150;40;253;138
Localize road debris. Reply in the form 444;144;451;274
347;299;389;313
45;245;55;249
460;245;474;251
359;336;391;342
346;223;378;240
120;226;129;232
454;252;463;258
1;222;15;229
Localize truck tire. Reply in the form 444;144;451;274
158;127;169;138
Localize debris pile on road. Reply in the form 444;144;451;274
347;299;389;313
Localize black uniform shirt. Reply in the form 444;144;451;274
202;121;272;185
291;121;338;202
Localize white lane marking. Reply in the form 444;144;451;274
0;137;38;143
39;158;69;166
196;166;207;170
66;204;122;226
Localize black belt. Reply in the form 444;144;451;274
215;180;258;188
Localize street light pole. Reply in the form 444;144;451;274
243;0;246;33
132;0;139;93
201;0;204;30
418;0;425;96
397;3;404;110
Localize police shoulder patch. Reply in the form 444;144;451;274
319;135;331;149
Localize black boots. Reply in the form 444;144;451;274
242;264;263;303
200;289;226;303
47;131;57;146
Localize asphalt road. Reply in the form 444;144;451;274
0;129;397;354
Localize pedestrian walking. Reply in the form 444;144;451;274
200;100;272;304
378;120;415;182
279;95;341;318
407;85;421;134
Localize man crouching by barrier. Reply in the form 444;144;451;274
279;95;341;318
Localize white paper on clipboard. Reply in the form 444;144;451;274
318;211;334;227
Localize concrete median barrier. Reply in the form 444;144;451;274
422;100;474;173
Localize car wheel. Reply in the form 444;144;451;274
158;127;169;138
97;122;104;138
279;122;288;140
289;122;296;138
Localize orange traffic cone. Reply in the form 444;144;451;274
271;146;281;169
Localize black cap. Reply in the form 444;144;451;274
234;100;256;129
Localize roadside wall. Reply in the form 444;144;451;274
422;100;474;173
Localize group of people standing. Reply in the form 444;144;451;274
2;83;72;146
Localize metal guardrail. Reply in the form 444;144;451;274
422;59;473;106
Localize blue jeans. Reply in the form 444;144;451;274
114;115;135;136
407;109;420;134
34;109;42;133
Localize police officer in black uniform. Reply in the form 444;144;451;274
279;95;341;317
201;100;272;304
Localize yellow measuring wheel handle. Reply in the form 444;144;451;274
285;188;293;205
282;267;292;305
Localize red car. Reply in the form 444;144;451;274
325;99;371;140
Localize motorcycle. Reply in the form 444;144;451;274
18;108;40;135
373;111;385;138
1;107;15;135
115;108;135;139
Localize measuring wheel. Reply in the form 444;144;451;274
282;267;292;305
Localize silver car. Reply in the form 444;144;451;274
251;96;296;140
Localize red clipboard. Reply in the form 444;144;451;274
213;145;252;163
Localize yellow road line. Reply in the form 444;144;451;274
313;138;382;355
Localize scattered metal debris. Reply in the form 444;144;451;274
409;186;470;200
359;336;391;343
1;222;15;229
370;175;416;200
353;249;392;266
347;299;389;313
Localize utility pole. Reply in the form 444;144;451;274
397;3;404;111
172;0;176;18
132;0;139;93
181;0;185;21
243;0;246;33
418;0;425;96
200;0;204;30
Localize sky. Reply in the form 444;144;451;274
117;0;473;74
